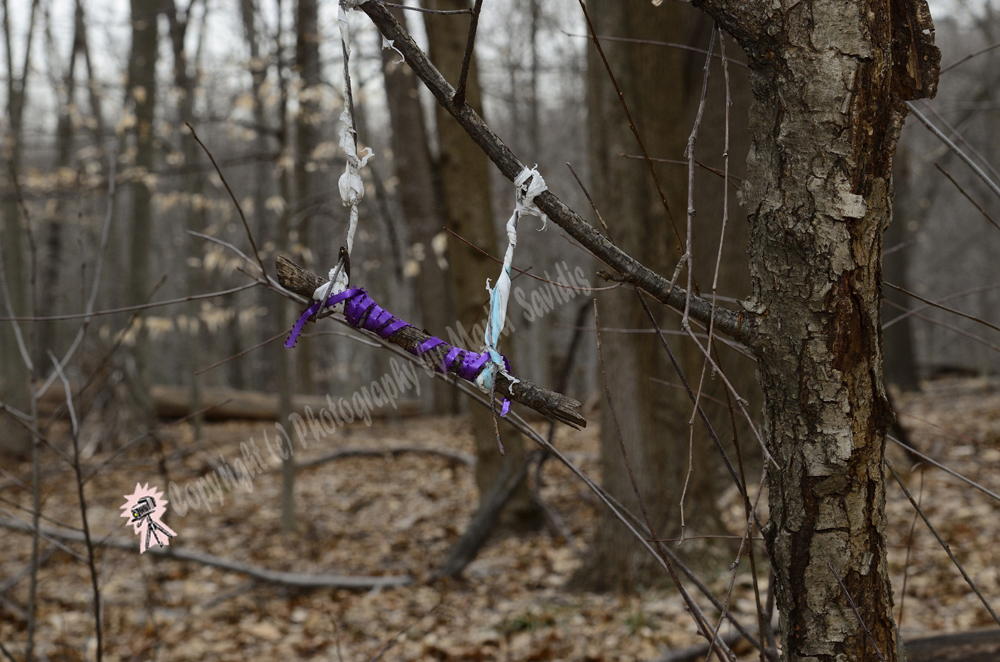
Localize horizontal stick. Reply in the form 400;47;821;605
276;256;587;429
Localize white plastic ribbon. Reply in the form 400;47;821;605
476;166;548;392
312;0;372;315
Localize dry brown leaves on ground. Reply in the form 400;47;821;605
1;377;999;660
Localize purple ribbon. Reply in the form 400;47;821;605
285;286;511;415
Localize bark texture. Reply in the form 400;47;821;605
687;0;940;659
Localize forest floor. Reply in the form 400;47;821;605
1;376;1000;661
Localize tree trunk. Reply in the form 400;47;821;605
293;0;320;394
166;0;208;440
691;0;941;658
381;4;457;415
127;0;159;408
573;0;734;592
38;0;84;370
0;0;40;458
423;0;536;523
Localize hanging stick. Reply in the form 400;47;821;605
276;256;585;429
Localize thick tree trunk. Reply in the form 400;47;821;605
127;0;159;401
423;0;536;523
690;0;940;659
573;0;736;592
381;5;457;415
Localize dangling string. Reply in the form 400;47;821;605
476;166;548;414
310;0;372;313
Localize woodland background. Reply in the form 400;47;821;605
1;0;999;660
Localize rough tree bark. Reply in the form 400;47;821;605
688;0;941;659
423;0;536;522
382;4;457;415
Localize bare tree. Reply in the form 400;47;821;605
360;0;942;657
126;0;160;412
0;0;40;457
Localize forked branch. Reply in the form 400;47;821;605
357;0;755;347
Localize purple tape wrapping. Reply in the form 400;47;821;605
285;286;512;415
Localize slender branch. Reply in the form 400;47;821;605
0;516;413;589
0;282;257;321
358;0;753;346
885;460;1000;627
51;355;102;660
382;2;471;14
907;101;1000;203
185;122;268;277
888;435;1000;505
941;38;1000;74
452;0;484;106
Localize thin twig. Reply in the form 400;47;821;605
369;602;441;662
452;0;484;106
382;1;471;14
0;282;257;321
444;227;619;291
185;122;268;277
620;153;742;186
888;435;1000;504
941;38;1000;74
897;469;924;627
932;161;1000;233
560;31;747;67
193;330;287;375
576;0;681;250
884;279;1000;334
0;515;414;589
886;459;1000;627
906;101;1000;203
51;354;102;660
594;301;733;662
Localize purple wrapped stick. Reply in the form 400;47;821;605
285;287;511;414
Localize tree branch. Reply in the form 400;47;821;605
357;1;755;347
0;516;413;590
276;256;587;429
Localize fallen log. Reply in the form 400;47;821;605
903;628;1000;662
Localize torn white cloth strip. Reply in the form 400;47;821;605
336;1;374;259
478;166;548;391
